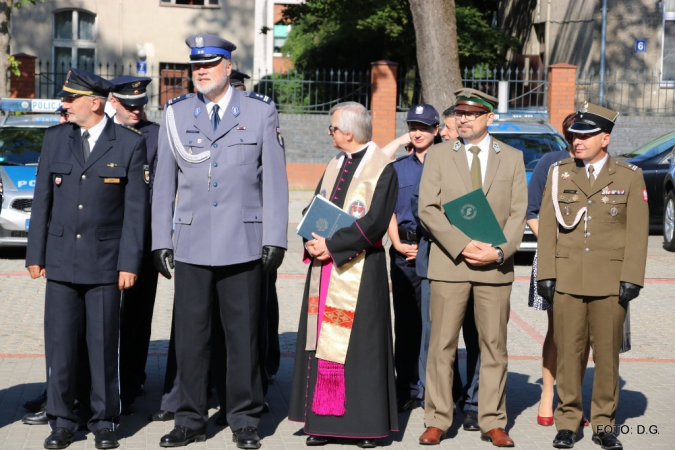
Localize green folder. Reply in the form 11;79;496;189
442;188;507;246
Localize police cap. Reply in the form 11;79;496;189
569;102;619;135
406;103;439;126
110;75;152;107
57;68;113;98
230;69;251;88
454;87;498;113
185;34;237;64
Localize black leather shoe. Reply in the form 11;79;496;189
23;409;48;425
356;438;377;448
159;426;206;447
397;398;417;412
94;429;119;449
214;410;228;427
24;391;48;413
306;435;329;446
148;410;175;422
553;430;577;449
592;432;623;450
44;427;74;449
232;427;261;449
462;410;480;431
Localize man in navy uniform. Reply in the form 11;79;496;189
108;75;161;414
26;68;149;450
152;34;289;448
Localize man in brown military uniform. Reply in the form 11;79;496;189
537;103;649;450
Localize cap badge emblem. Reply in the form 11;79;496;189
131;81;141;88
133;90;139;95
464;89;471;98
580;101;588;113
415;105;424;114
195;36;204;48
65;70;71;83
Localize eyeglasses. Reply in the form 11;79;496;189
453;111;489;120
328;125;340;134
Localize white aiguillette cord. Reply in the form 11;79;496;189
551;165;587;236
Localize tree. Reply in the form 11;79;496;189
408;0;462;114
0;0;44;98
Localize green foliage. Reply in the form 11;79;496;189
7;55;20;77
280;0;519;70
14;0;44;9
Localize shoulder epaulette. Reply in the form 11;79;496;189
553;157;575;167
394;153;411;163
166;93;195;106
616;160;639;171
120;124;142;136
244;91;272;104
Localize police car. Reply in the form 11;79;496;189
489;117;568;251
0;98;61;247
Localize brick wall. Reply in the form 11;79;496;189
10;53;36;99
546;63;577;135
370;60;398;148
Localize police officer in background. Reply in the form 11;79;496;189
230;69;251;91
108;75;160;415
152;34;288;448
537;103;648;450
26;68;149;450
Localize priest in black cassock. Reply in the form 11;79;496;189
289;102;399;448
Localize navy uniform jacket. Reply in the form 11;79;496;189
26;120;149;284
392;153;424;233
136;119;160;198
152;90;289;266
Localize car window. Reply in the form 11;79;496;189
492;133;568;170
0;127;45;166
628;139;675;162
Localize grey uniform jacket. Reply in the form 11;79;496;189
151;90;289;266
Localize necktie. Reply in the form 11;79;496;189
82;130;91;162
588;165;595;188
469;146;482;190
211;104;220;131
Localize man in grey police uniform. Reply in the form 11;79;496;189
108;75;161;414
152;34;289;449
26;68;149;450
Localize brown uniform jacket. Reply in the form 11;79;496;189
418;136;528;283
537;155;649;296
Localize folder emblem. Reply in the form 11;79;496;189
460;203;478;220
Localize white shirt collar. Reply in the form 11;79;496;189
343;143;369;159
203;86;234;119
584;152;609;178
81;114;108;150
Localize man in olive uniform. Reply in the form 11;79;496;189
109;75;161;414
152;34;288;449
537;103;648;450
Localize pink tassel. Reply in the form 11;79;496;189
311;358;346;416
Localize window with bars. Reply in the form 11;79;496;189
662;0;675;82
53;10;97;92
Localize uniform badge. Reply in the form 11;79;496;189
194;107;201;118
276;127;285;148
610;207;619;217
564;206;571;216
143;165;150;185
580;101;588;113
561;172;570;180
643;188;648;202
231;106;240;117
107;163;118;168
132;81;141;88
348;200;366;219
602;187;610;195
415;105;424;114
104;178;121;184
55;175;62;186
197;138;203;144
601;196;609;204
492;141;501;153
195;36;204;48
572;195;578;201
236;126;246;130
453;141;461;151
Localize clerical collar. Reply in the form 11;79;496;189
341;143;369;160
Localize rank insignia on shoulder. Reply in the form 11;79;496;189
492;141;501;153
167;93;194;106
245;92;272;104
122;125;142;135
453;141;461;151
143;165;150;185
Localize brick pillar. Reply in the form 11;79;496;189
370;60;398;148
10;53;37;98
546;63;577;135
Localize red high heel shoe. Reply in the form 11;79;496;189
537;404;554;426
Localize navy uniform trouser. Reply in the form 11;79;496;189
420;278;481;412
45;280;122;433
390;245;423;401
120;254;159;407
173;260;263;431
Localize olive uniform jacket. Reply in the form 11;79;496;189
537;155;649;296
418;136;528;283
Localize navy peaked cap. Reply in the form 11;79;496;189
110;75;152;107
57;68;112;98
